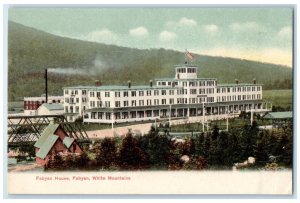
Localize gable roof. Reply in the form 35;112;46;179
34;124;59;148
40;103;64;111
63;137;75;148
263;111;293;119
36;134;59;159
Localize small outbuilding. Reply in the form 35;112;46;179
36;103;64;116
263;111;293;128
34;123;83;166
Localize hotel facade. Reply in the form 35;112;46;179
63;64;271;123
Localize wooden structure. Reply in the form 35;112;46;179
263;111;293;128
34;123;83;166
7;115;88;143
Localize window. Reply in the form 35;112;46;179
199;89;205;94
146;90;151;96
162;99;167;105
123;101;129;107
169;90;174;95
207;97;214;102
82;98;87;103
97;92;101;98
190;89;197;94
82;90;86;95
76;98;79;103
65;90;69;95
115;92;120;97
257;87;261;91
75;106;79;113
154;90;159;96
90;92;95;97
75;90;78;95
147;99;152;106
105;92;110;97
131;91;136;97
105;101;110;107
131;100;136;106
90;101;95;107
124;91;128;97
154;99;159;105
162;90;167;95
97;101;102;107
170;98;174;104
139;100;144;106
115;101;121;107
139;91;144;96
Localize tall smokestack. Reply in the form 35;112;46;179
45;69;48;103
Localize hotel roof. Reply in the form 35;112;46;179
63;85;177;90
217;83;264;87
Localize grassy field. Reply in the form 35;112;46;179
263;89;293;109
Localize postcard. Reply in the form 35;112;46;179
5;5;294;195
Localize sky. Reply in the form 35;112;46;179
8;7;293;67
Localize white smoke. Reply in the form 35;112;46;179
48;67;90;75
48;55;112;76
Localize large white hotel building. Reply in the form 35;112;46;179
63;64;271;123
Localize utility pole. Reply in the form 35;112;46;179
169;104;172;127
226;105;229;132
202;102;205;133
250;108;253;125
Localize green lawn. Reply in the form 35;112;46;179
263;89;293;109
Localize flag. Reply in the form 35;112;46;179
185;50;194;60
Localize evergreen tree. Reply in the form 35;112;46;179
118;131;150;170
96;137;117;169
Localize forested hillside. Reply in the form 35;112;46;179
8;21;293;101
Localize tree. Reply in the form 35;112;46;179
96;137;117;169
118;131;150;170
194;133;205;157
253;131;270;166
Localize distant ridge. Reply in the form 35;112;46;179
8;21;292;101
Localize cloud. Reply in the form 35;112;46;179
178;17;197;27
229;21;261;32
129;26;149;37
84;29;118;43
278;26;292;38
195;47;292;67
159;31;177;42
204;24;219;33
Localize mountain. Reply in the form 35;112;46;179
8;21;293;101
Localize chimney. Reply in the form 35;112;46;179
253;78;256;84
235;79;239;84
45;69;48;104
149;80;153;87
95;80;101;86
128;80;131;88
